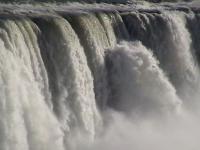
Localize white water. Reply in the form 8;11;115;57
36;18;102;143
106;41;181;117
0;19;64;150
0;5;199;150
160;12;199;94
69;14;111;109
144;12;200;110
76;40;200;150
97;13;117;47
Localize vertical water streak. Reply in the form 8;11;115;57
96;13;117;47
186;13;200;64
122;12;167;52
109;13;130;41
123;11;200;108
0;19;64;150
68;14;111;109
34;18;101;145
158;12;200;105
15;20;52;108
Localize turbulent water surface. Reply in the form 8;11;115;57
0;1;200;150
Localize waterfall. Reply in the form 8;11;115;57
68;14;112;109
96;13;117;47
123;11;200;109
0;19;64;150
0;2;199;150
161;12;200;106
108;13;130;41
34;18;102;147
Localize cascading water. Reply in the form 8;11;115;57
123;11;200;110
68;14;111;109
0;1;200;150
0;19;64;150
162;12;200;107
97;13;117;47
34;18;101;143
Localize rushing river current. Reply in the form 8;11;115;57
0;1;200;150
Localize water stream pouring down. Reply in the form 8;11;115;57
0;1;200;150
